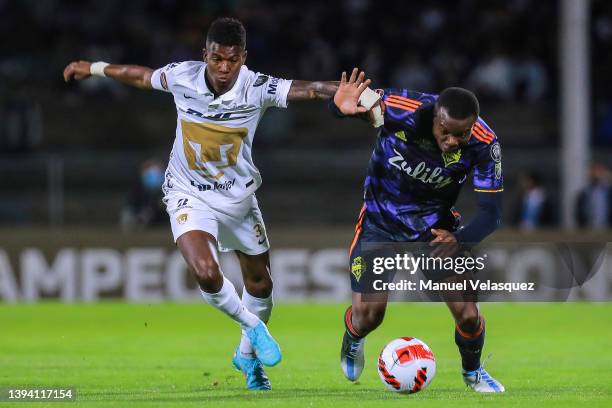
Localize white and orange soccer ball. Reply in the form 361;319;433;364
377;337;436;394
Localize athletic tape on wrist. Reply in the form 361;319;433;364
370;104;384;128
90;62;109;77
358;87;381;110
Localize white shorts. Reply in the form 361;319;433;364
164;190;270;255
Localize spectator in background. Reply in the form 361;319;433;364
391;53;434;91
513;171;556;230
576;162;612;229
0;94;42;153
513;48;548;102
120;159;166;230
467;47;514;100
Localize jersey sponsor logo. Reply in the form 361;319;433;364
183;93;195;99
490;142;502;163
184;108;205;117
253;75;269;87
351;256;365;282
388;148;453;189
176;213;188;224
182;108;250;121
441;149;462;167
209;112;248;121
181;121;248;179
267;77;280;95
189;179;236;191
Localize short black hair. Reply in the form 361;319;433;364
206;17;246;48
436;87;480;120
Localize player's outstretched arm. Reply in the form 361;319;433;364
286;80;339;101
63;60;154;90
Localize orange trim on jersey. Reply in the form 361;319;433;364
456;315;485;339
387;95;423;108
384;101;418;112
353;205;365;229
472;134;493;144
474;188;504;193
349;205;366;257
472;123;494;144
472;125;493;140
386;99;420;110
474;125;494;140
386;97;421;110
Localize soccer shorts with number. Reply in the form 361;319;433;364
164;187;269;255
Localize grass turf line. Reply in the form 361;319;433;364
0;303;610;407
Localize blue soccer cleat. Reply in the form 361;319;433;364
340;331;366;381
245;321;282;367
462;353;505;392
232;348;271;391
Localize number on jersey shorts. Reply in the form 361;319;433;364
165;187;270;255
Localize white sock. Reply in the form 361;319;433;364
200;278;260;329
239;287;274;358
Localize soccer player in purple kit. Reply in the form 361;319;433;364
332;71;505;392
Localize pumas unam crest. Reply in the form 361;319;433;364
176;213;188;224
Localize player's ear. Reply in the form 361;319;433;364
242;49;248;64
202;48;208;62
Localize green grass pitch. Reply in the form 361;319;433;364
1;303;611;407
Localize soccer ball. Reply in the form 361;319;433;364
377;337;436;394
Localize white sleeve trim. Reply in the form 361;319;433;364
276;79;293;108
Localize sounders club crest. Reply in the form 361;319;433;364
441;149;462;167
351;256;365;282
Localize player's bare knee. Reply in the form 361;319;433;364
456;307;480;334
353;304;385;333
244;275;273;298
189;258;223;290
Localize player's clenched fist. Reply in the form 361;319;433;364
63;61;92;82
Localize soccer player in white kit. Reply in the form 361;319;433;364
63;17;349;390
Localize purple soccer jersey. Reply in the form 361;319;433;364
362;88;503;241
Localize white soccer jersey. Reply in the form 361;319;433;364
150;61;292;204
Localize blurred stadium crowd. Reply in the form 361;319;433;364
0;0;611;228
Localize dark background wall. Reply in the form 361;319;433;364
1;0;611;229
